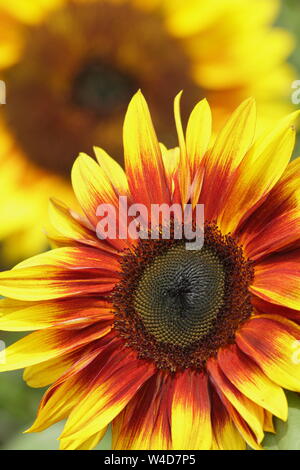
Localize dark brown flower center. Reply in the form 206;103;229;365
112;223;254;371
134;245;225;347
2;1;199;176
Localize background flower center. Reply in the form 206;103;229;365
72;61;137;117
2;0;199;175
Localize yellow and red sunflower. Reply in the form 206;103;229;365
0;92;299;450
0;0;295;263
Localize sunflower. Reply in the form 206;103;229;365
0;91;299;450
0;0;295;263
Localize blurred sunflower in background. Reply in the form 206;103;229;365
0;0;296;264
0;92;299;450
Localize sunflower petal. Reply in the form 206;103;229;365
0;321;111;372
14;246;120;271
94;147;129;196
186;98;212;176
49;198;94;241
0;246;120;301
71;153;128;250
218;344;287;420
27;375;87;433
239;157;300;251
60;343;155;441
251;249;300;310
0;296;113;331
172;370;211;450
211;380;262;450
60;428;107;450
123;91;170;208
219;111;299;234
174;91;190;205
23;350;80;388
160;146;180;198
211;386;246;450
48;198;117;253
72;153;119;226
27;345;106;433
0;265;118;301
252;296;300;323
243;209;300;261
236;317;300;392
113;372;172;450
201;98;256;221
263;410;275;433
207;357;264;444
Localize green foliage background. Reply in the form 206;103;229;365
277;0;300;157
0;0;300;451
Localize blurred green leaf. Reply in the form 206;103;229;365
2;422;65;451
2;422;112;450
277;0;300;157
277;0;300;72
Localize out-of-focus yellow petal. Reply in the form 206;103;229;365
0;0;63;23
0;12;23;68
